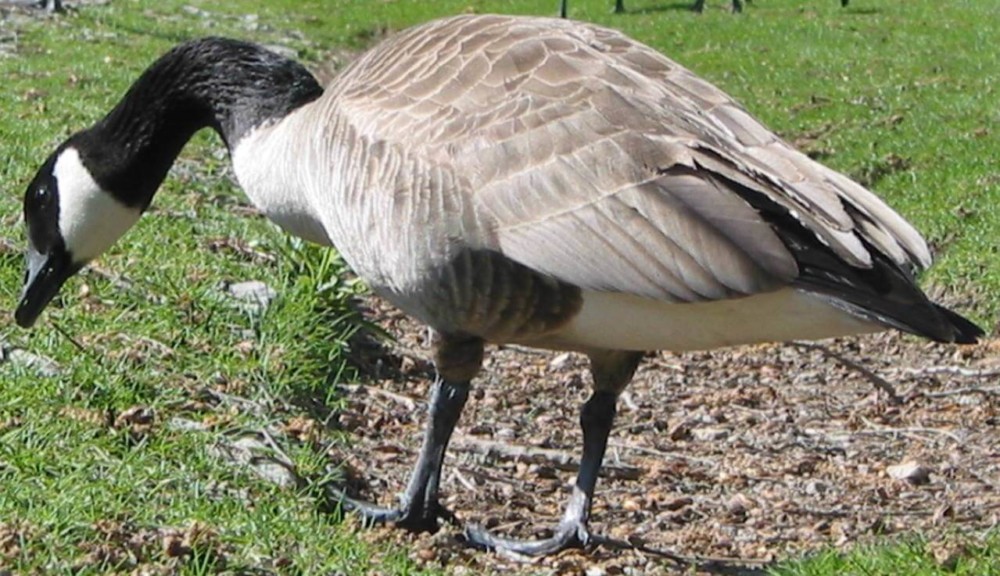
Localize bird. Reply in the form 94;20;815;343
560;0;743;16
560;0;854;17
4;0;63;11
15;14;981;556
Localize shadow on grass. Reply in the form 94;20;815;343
281;291;435;419
630;2;708;15
843;7;881;15
593;534;774;575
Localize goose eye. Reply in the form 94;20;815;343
24;174;60;254
26;184;48;212
32;183;52;206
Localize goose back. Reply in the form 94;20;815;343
234;14;947;346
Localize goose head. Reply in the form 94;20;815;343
16;143;142;328
14;37;322;328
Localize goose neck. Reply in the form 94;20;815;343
73;37;323;209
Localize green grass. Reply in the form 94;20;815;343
0;0;997;574
773;532;1000;576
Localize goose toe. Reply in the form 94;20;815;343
464;520;591;556
330;489;460;533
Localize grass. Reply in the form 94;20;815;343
0;0;997;574
773;532;1000;576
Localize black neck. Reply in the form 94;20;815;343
71;37;323;209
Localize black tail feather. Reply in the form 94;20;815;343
790;249;984;344
933;304;985;344
719;172;984;345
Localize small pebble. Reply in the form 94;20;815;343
692;426;729;441
886;461;932;485
226;280;277;309
6;348;62;377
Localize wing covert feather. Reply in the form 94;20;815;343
325;14;932;303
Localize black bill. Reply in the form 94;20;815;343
15;246;77;328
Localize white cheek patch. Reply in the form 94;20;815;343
54;147;142;263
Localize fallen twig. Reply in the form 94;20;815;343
451;465;519;487
805;421;965;445
910;386;1000;399
803;427;964;444
608;440;718;466
859;417;965;444
450;436;644;480
792;341;902;405
901;365;1000;378
194;387;271;416
50;321;88;354
334;383;419;411
448;467;479;493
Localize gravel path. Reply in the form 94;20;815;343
330;294;999;574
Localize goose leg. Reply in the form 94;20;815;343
335;335;482;533
464;351;642;556
338;376;469;530
465;390;616;554
614;0;625;13
692;0;706;13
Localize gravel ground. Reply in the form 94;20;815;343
328;293;999;574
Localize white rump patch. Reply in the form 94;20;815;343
539;288;882;352
55;147;142;263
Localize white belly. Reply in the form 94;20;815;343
533;287;881;352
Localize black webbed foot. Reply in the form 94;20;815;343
464;519;591;555
329;488;459;533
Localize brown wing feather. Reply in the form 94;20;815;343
326;14;931;304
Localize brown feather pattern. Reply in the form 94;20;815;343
237;14;935;345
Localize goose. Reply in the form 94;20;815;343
560;0;743;16
4;0;62;11
15;14;981;556
560;0;852;17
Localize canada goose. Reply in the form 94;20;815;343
4;0;62;11
560;0;854;16
559;0;744;16
15;14;981;556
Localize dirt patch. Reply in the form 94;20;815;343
325;293;1000;574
